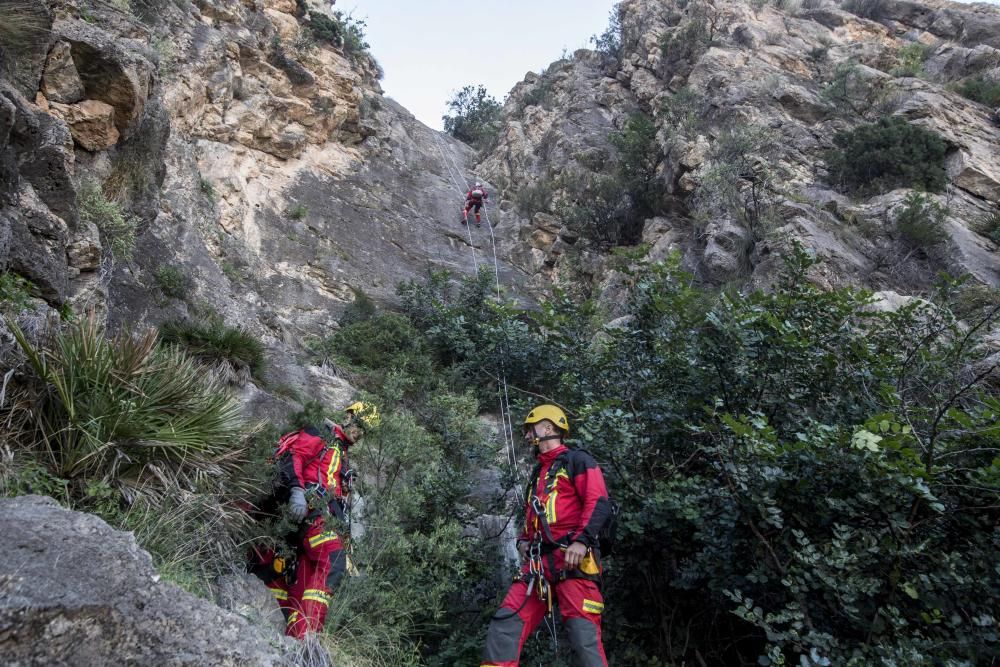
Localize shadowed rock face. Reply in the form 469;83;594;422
0;495;291;666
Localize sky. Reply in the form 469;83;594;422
340;0;617;129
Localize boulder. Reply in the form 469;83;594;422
49;99;120;151
0;495;292;666
41;41;85;104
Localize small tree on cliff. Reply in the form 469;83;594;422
443;85;502;151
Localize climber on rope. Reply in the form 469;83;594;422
480;405;613;667
462;181;489;228
248;401;377;639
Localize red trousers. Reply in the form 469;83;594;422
481;550;607;667
464;200;484;222
256;518;346;639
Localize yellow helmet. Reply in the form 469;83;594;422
523;404;569;435
345;401;380;430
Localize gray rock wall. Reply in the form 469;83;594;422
0;495;291;666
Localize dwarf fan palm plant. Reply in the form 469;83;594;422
8;314;247;500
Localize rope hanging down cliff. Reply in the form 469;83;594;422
432;132;523;504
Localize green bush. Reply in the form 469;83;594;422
974;210;1000;245
561;112;663;248
890;42;931;78
390;251;1000;665
0;272;36;315
306;10;370;61
443;85;503;151
514;173;559;218
154;265;192;300
590;3;623;62
824;116;948;194
6;314;247;500
287;203;308;220
78;180;139;260
955;76;1000;108
895;191;949;251
159;314;265;383
660;18;710;65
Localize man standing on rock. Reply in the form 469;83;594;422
257;401;376;638
480;405;612;667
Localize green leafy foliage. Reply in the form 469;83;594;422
5;314;248;501
442;85;503;151
955;76;1000;108
0;272;36;315
154;265;192;300
894;191;949;252
78;179;139;260
590;3;623;62
825;117;948;195
974;210;1000;245
287;203;308;220
388;248;1000;665
890;42;931;78
306;10;370;61
159;312;265;383
562;112;664;248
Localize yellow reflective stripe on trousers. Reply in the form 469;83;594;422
286;610;301;626
303;589;331;606
268;587;288;600
582;599;604;614
309;531;338;548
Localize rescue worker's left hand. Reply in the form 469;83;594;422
564;541;588;569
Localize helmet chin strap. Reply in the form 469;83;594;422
528;425;562;447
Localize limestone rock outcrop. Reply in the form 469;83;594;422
480;0;1000;294
0;495;291;666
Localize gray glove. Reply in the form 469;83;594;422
288;487;308;522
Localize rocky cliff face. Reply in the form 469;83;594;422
1;0;528;414
481;0;1000;299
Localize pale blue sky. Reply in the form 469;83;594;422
344;0;998;129
341;1;617;129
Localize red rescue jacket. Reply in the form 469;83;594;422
466;187;488;203
276;425;350;499
520;445;611;549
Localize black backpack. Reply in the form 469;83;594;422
528;449;621;556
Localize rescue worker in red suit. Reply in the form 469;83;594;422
481;405;612;667
258;402;376;638
462;182;489;227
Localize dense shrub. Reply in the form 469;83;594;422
562;112;663;248
842;0;888;19
890;42;931;78
442;85;503;151
306;10;370;61
0;1;50;67
825;117;948;194
159;314;265;383
894;191;949;252
78;180;139;260
974;210;1000;245
591;3;623;63
0;272;36;315
154;265;192;299
955;76;1000;108
392;250;1000;665
4;314;247;501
